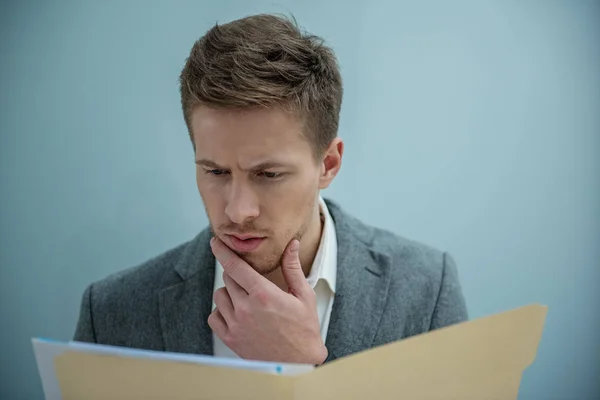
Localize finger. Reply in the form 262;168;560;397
211;237;263;293
223;272;248;307
207;308;228;338
213;287;234;323
281;239;311;298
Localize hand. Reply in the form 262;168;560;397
208;237;328;365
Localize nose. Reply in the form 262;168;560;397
225;178;260;224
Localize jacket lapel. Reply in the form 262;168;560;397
324;200;393;362
158;228;215;356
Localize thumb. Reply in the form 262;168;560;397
282;239;310;297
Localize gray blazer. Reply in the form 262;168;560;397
74;199;468;363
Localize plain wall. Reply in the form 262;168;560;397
1;0;598;398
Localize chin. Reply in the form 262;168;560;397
239;252;281;275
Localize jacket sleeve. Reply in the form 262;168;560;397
429;252;468;330
73;284;97;343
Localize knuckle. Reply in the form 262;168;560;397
227;319;239;336
252;289;271;308
214;287;227;303
236;305;251;321
207;312;217;328
222;257;239;273
224;333;237;348
288;260;302;270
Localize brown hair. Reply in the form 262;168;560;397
179;14;343;158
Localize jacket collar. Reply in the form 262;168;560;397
323;199;392;361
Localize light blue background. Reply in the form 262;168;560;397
1;1;598;398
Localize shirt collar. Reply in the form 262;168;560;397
305;196;337;293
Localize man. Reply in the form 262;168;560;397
73;14;468;365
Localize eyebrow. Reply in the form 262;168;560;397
195;159;289;171
195;159;222;169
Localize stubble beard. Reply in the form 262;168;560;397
209;218;310;276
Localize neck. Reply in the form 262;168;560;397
266;203;324;292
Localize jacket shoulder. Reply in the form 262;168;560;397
79;240;192;346
334;202;448;278
372;227;447;277
343;212;468;332
329;201;465;328
92;240;189;301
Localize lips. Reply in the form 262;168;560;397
224;234;265;253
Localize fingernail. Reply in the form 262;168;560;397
290;240;299;253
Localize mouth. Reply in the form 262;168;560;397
223;234;266;253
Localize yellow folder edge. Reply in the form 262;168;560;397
55;304;548;400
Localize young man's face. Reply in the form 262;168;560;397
191;106;339;275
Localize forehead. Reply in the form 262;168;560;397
191;106;312;164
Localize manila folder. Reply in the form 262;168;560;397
55;303;547;399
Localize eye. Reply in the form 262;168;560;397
206;169;228;176
259;171;282;179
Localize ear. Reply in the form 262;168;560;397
319;138;344;190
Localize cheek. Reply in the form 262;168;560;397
264;176;312;212
196;170;221;197
278;173;319;220
289;170;320;201
195;168;206;191
196;176;225;217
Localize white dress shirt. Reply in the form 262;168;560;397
212;196;338;358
